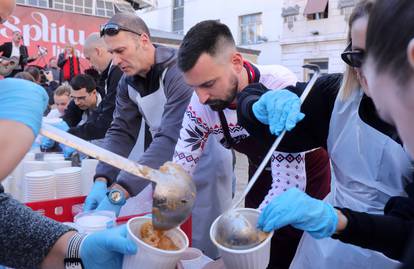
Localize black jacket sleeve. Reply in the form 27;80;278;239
67;66;123;140
332;196;414;261
19;45;29;66
237;73;342;152
62;100;83;127
0;43;7;55
57;53;66;68
0;43;10;58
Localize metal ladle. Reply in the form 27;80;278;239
214;64;321;249
40;124;196;230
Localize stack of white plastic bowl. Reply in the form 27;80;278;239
9;152;36;200
54;167;82;198
23;160;49;175
22;160;49;200
49;160;72;171
24;170;56;202
81;159;99;195
44;153;65;162
2;176;13;194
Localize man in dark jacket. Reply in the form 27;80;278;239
61;33;122;141
0;31;32;77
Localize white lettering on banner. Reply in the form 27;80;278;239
0;11;86;46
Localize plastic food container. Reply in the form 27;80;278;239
123;216;189;269
210;208;274;269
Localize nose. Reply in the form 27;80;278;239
195;88;210;104
112;54;122;66
74;98;81;106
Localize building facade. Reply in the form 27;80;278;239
281;0;356;80
137;0;284;65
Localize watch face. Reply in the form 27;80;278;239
111;190;122;202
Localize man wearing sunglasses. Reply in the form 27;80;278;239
84;13;233;258
0;1;138;269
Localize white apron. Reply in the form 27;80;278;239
290;89;412;269
127;70;233;258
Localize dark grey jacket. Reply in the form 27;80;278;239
0;184;73;268
94;45;194;196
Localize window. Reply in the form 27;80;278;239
53;0;77;12
95;0;114;17
239;13;263;45
304;0;329;20
20;0;48;7
303;59;329;81
172;0;184;34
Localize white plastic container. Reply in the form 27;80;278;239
74;210;116;234
123;216;189;269
177;247;212;269
81;159;99;195
210;208;274;269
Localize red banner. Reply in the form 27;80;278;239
0;5;108;70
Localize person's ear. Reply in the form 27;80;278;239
95;47;101;56
140;33;151;47
231;52;244;73
407;38;414;70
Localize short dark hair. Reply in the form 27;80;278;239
366;0;414;86
14;71;35;82
178;20;235;72
70;74;96;93
24;66;41;82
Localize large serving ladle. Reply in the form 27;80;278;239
215;64;321;249
40;124;196;230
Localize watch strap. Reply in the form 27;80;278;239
64;233;87;269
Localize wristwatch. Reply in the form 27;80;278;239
107;188;127;206
64;233;86;269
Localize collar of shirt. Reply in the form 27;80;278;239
126;45;176;96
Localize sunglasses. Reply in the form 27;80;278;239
100;23;142;37
341;43;365;68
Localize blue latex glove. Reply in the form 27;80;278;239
84;181;108;211
252;90;305;136
0;78;49;136
42;121;70;149
80;225;137;269
257;188;338;239
41;136;56;149
59;143;75;159
53;120;69;131
96;195;123;216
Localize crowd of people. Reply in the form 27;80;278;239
1;0;414;268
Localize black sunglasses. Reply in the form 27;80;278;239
341;42;365;68
100;23;142;37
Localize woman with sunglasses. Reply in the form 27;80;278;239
363;0;414;267
236;0;412;268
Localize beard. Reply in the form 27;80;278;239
207;75;239;111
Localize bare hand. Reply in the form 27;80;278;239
44;71;53;82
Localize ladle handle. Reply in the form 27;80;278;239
232;65;321;209
40;123;157;184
